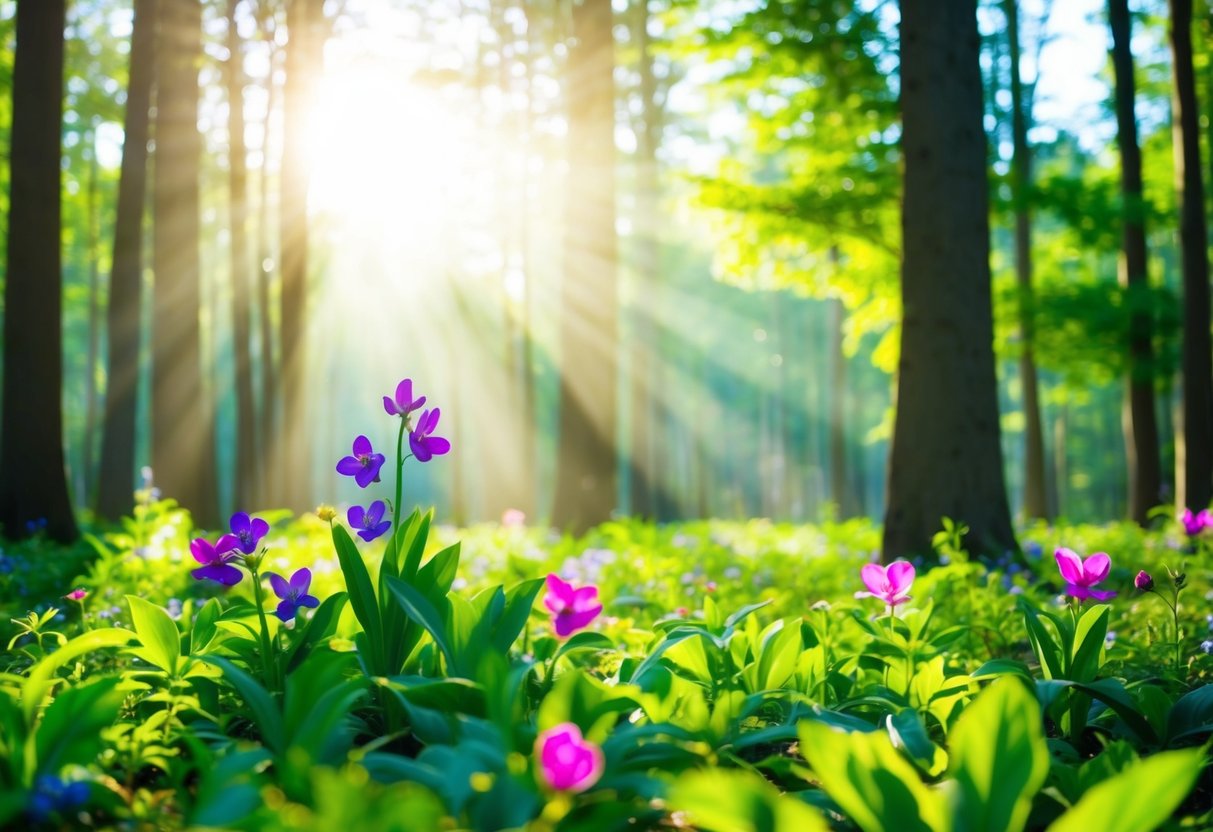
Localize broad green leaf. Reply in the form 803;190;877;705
387;576;454;669
202;656;284;753
416;542;460;595
887;709;947;777
970;659;1034;682
668;767;829;832
1048;748;1204;832
798;719;945;832
32;675;126;780
126;595;182;674
331;523;385;672
948;678;1049;832
1018;599;1065;680
490;578;544;654
1068;604;1109;683
284;591;348;674
21;628;134;723
1166;683;1213;744
190;597;222;655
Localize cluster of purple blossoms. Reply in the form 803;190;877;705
335;378;451;544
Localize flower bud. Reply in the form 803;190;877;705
1134;570;1154;592
316;505;337;522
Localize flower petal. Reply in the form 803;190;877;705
570;585;600;611
250;517;270;542
299;594;320;609
352;435;372;456
395;378;413;410
348;505;366;528
1081;552;1110;585
383;395;399;416
193;563;243;586
1054;548;1084;585
1087;587;1118;601
229;512;251;536
366;500;385;525
859;563;888;597
425;436;451;456
215;534;243;555
886;561;915;594
555;605;602;637
190;538;215;565
267;572;290;599
336;456;362;476
290;568;312;594
410;434;432;462
275;599;298;622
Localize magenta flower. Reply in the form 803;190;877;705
228;511;269;554
190;536;243;586
1179;508;1212;536
1054;547;1116;601
855;561;915;609
384;378;426;420
543;574;602;638
348;500;391;542
1134;570;1154;592
266;568;319;622
336;435;386;488
535;723;604;792
409;408;451;462
64;588;88;602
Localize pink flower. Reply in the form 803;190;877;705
543;574;602;638
1054;547;1116;601
536;723;604;792
64;588;88;602
855;561;915;608
501;508;526;528
1179;508;1212;537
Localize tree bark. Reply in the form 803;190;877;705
882;0;1016;561
1005;0;1049;521
227;0;257;511
97;0;155;522
254;16;278;508
1168;0;1212;511
1108;0;1162;524
83;134;102;505
152;0;219;526
551;0;619;534
829;294;850;517
0;0;78;541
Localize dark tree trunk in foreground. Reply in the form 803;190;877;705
1109;0;1162;524
0;0;78;542
276;0;325;512
227;0;257;510
152;0;219;525
551;0;619;533
1005;0;1049;520
98;0;155;521
1169;0;1212;511
882;0;1016;561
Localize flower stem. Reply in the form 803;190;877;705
249;560;279;691
394;417;407;529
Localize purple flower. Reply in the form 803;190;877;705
28;775;90;821
336;435;386;488
64;588;88;602
384;377;427;420
855;561;915;608
536;723;604;792
1134;570;1154;592
543;574;602;638
190;535;243;586
348;500;391;542
409;408;451;462
228;512;269;554
1179;508;1212;536
1054;547;1116;601
266;568;319;622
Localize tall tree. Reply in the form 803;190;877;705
152;0;219;524
1108;0;1162;524
227;0;257;509
1169;0;1212;510
1005;0;1049;520
97;0;155;521
551;0;619;532
276;0;325;512
882;0;1016;560
0;0;78;541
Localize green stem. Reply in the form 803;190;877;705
249;560;279;691
394;417;407;527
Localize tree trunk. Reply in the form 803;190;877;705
97;0;155;522
276;0;324;513
1005;0;1049;521
152;0;219;526
551;0;619;534
254;26;278;508
1108;0;1162;524
0;0;78;542
829;295;850;517
83;134;102;506
1169;0;1212;511
227;0;257;511
882;0;1016;561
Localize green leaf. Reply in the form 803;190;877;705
126;595;182;675
202;656;284;753
1048;748;1204;832
490;578;544;654
970;659;1034;683
1040;678;1158;745
1068;604;1109;683
331;523;385;673
1166;683;1213;744
948;678;1049;832
284;592;348;674
416;542;460;596
553;631;616;664
887;709;947;777
32;675;126;778
798;719;945;832
387;576;454;669
668;767;829;832
1018;599;1065;681
400;509;433;582
21;628;134;723
384;676;486;716
190;598;222;655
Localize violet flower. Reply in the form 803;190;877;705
543;574;603;638
266;568;319;622
336;435;386;488
1180;508;1212;536
855;561;915;609
409;408;451;462
384;377;426;421
535;723;604;792
1054;547;1116;601
1134;570;1154;592
348;500;391;542
229;512;269;554
190;535;243;586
